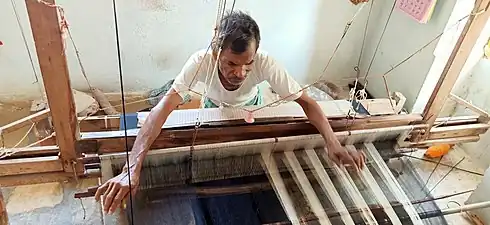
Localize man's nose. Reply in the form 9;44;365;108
233;66;247;78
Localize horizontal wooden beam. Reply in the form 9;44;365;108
77;113;478;134
79;115;120;132
434;115;480;126
0;171;73;187
0;156;63;176
77;114;422;154
0;146;59;159
0;109;50;135
409;136;480;147
428;123;490;139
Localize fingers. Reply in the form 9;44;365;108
103;183;120;214
109;189;128;214
326;147;342;166
95;183;109;202
360;151;367;170
352;152;362;170
343;153;358;172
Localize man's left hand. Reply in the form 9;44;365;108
327;145;366;170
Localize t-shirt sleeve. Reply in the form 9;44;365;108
259;53;303;101
171;51;204;100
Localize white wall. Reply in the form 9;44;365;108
447;58;490;169
359;0;459;112
0;0;369;102
412;0;480;114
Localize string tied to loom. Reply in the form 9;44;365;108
244;111;255;123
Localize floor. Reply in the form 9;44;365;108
398;146;485;225
0;98;488;225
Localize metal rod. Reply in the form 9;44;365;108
441;200;490;215
400;153;484;176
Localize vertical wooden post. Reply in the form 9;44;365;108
25;0;82;173
0;191;7;225
416;0;490;141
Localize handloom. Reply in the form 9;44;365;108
72;103;465;225
91;122;442;225
2;0;490;224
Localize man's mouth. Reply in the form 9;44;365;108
229;78;244;84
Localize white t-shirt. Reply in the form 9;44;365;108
172;49;303;107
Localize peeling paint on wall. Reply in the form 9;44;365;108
6;183;63;214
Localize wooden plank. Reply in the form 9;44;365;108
79;114;422;154
0;156;63;176
0;191;7;225
303;149;355;225
0;171;73;187
79;115;120;132
0;146;59;159
260;151;300;225
434;115;480;126
345;145;402;225
409;123;490;140
421;0;490;140
363;143;423;224
359;99;396;115
449;93;490;119
428;123;490;139
409;135;480;147
282;151;331;225
0;109;50;135
25;0;81;173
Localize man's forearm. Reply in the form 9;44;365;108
296;95;342;150
305;104;341;149
124;91;182;173
125;104;169;172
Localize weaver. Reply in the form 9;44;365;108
94;8;367;216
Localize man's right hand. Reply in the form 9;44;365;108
95;170;140;215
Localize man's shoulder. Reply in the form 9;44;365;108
187;49;213;63
255;49;270;61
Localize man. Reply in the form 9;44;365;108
96;10;366;215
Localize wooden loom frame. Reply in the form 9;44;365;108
1;0;490;223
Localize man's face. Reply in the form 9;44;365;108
217;41;256;87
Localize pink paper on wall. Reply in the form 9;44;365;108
396;0;437;23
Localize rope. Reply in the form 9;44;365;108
345;0;373;131
28;0;485;131
0;123;36;159
10;0;45;102
249;3;369;114
111;0;135;222
363;0;396;81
